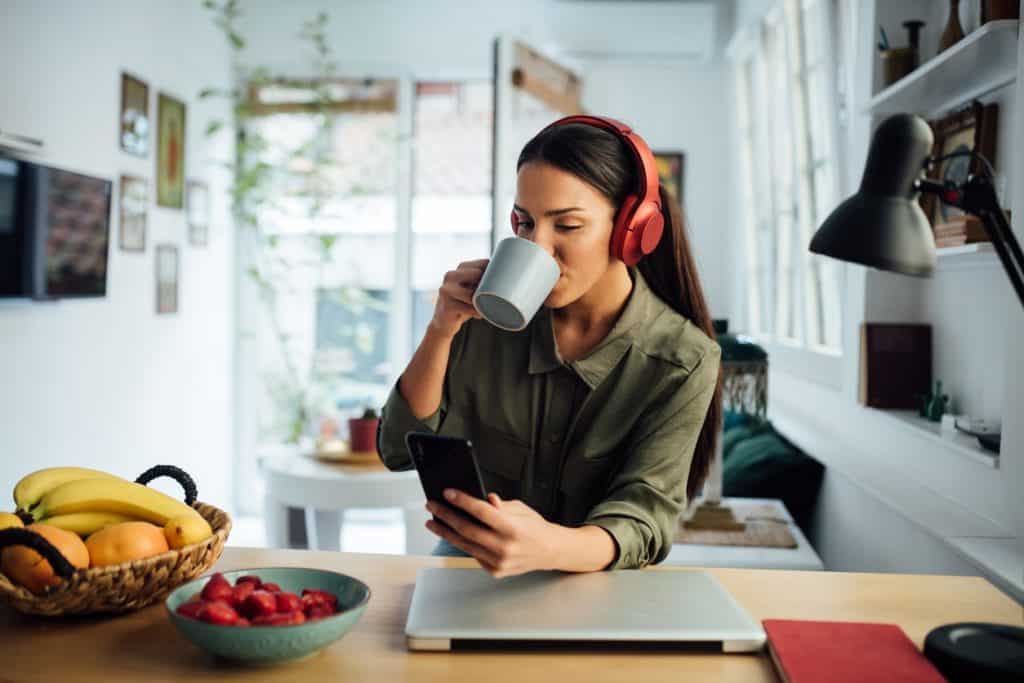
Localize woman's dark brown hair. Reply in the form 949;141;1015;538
518;122;723;503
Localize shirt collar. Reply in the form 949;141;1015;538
528;268;653;389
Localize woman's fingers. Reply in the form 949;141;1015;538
427;502;506;554
441;489;517;537
425;519;502;567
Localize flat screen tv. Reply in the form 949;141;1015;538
0;153;112;299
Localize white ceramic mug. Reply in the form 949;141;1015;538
472;237;560;331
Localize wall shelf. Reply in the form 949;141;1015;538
935;242;999;270
874;409;1000;469
866;19;1019;118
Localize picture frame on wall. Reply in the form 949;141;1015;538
156;243;179;314
653;151;685;206
186;180;210;246
119;174;147;252
156;92;186;208
120;72;150;157
921;101;999;227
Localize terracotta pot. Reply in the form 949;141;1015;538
348;418;380;454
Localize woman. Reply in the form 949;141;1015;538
379;116;721;577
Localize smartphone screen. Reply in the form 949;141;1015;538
405;432;489;530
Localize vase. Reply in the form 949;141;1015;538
938;0;965;53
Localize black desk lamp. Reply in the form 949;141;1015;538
810;113;1024;682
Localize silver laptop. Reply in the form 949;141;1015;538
405;568;766;653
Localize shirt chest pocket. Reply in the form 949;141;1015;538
557;450;623;525
472;426;529;500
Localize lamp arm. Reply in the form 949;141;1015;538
917;174;1024;311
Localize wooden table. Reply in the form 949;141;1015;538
3;547;1021;682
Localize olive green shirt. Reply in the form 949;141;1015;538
378;269;721;570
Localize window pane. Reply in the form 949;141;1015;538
248;98;399;444
411;81;493;347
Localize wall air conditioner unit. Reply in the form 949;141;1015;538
0;129;44;155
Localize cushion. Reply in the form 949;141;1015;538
722;419;823;533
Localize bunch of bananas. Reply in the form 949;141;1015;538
9;466;211;547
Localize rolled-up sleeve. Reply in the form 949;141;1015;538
585;345;720;570
377;325;469;471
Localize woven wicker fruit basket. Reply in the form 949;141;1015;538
0;468;231;616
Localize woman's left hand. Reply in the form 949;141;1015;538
425;489;564;578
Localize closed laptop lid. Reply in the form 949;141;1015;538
405;567;765;652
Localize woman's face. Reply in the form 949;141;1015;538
513;161;619;309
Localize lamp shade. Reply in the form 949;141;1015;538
810;114;937;277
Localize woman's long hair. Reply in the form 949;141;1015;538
518;122;722;503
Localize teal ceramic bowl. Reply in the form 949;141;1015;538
165;567;370;664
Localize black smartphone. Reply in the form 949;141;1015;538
405;432;489;530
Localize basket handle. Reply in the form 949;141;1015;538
0;528;77;579
135;465;198;507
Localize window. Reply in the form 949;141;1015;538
411;82;493;348
235;77;492;514
734;0;845;359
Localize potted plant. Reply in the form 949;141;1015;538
348;407;380;455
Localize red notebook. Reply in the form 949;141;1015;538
763;620;947;683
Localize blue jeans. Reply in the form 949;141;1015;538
431;538;470;557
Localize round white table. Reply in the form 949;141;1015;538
259;453;429;553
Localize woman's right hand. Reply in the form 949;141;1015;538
429;259;488;339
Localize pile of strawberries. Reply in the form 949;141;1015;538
175;572;340;627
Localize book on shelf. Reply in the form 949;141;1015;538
935;235;990;248
762;619;946;683
859;323;931;409
933;214;987;240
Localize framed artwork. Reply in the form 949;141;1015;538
120;72;150;157
156;92;186;208
186;180;210;246
156;244;179;314
922;101;999;226
653;151;685;205
119;174;147;252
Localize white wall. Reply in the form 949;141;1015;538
0;1;235;510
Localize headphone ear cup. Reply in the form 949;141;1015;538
510;209;519;235
635;202;665;256
610;195;638;263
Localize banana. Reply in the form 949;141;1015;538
31;477;201;526
14;466;125;513
42;511;137;537
164;515;213;549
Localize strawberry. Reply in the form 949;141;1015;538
230;582;256;607
240;590;278;619
176;601;205;620
275;592;302;614
201;573;233;603
198;600;239;626
261;582;282;593
252;612;293;626
235;575;262;588
306;604;334;620
302;589;338;610
236;617;251;627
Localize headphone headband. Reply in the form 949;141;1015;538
538;115;662;211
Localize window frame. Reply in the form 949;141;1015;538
728;0;846;389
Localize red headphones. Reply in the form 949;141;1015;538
511;115;664;266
